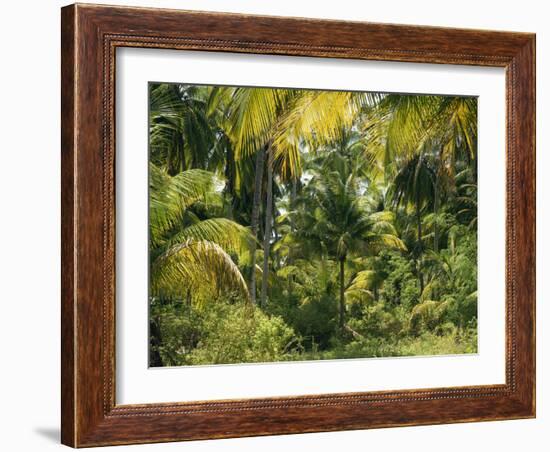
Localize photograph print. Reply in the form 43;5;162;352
148;83;478;367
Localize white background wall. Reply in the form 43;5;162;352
0;1;546;450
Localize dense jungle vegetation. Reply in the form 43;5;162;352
148;83;478;366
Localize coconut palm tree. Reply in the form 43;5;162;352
228;87;381;307
288;149;405;330
149;163;252;306
149;84;220;175
366;94;477;164
391;153;435;296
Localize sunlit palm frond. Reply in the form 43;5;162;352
275;91;374;149
151;239;249;307
347;269;377;291
168;218;254;256
365;232;407;252
229;87;285;158
149;164;217;245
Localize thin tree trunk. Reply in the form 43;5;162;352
149;315;163;367
339;258;346;330
417;259;424;298
260;147;274;308
416;202;425;298
291;177;297;204
273;213;280;271
224;144;236;217
287;177;299;264
472;145;478;180
249;147;266;304
432;174;439;300
433;176;439;253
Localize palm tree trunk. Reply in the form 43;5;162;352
433;177;439;253
224;144;236;216
149;315;163;367
339;258;346;330
249;147;266;304
432;175;439;300
260;147;274;308
416;202;425;297
273;214;280;271
291;177;297;204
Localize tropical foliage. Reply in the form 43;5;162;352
148;82;478;367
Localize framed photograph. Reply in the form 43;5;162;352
61;3;535;447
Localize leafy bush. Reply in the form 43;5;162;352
151;299;298;366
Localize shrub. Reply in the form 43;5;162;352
188;303;298;365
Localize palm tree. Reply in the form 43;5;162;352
345;260;387;304
290;150;405;329
149;84;219;175
260;147;275;308
451;166;478;229
149;164;252;306
247;146;266;303
227;87;287;305
228;88;381;307
378;94;477;301
392;153;435;296
364;94;477;248
366;94;477;164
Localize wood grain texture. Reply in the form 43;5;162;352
60;5;76;447
60;3;536;447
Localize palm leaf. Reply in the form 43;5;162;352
151;239;249;307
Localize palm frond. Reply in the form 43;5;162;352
151;239;249;307
168;218;254;256
149;164;217;245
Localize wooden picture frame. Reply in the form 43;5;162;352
61;3;535;447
